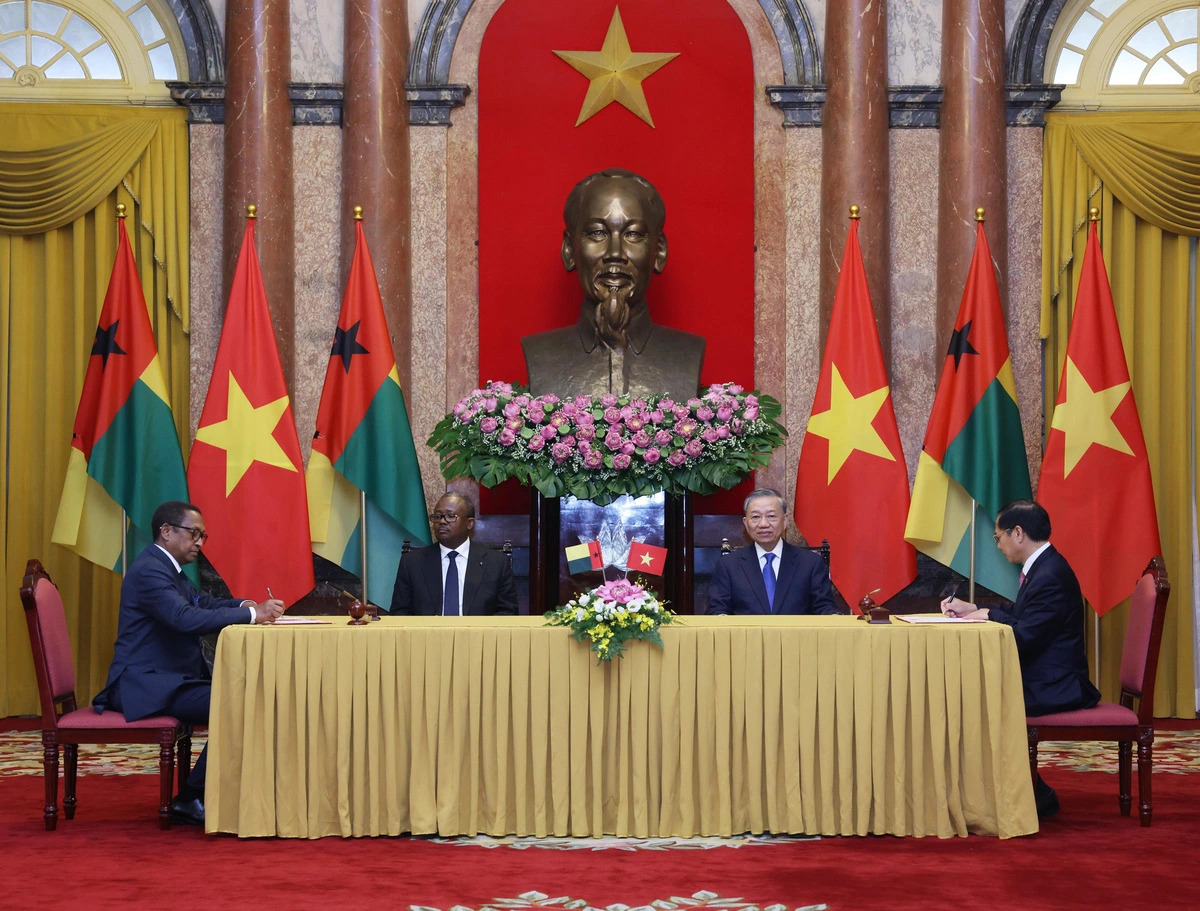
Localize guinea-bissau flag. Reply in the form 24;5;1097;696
187;215;314;605
51;214;192;579
796;213;915;605
1037;218;1161;614
307;217;430;606
904;218;1032;600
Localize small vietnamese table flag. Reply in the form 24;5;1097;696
627;541;667;576
905;209;1031;599
565;541;604;574
796;206;915;604
187;206;314;605
1037;210;1161;614
52;205;191;575
308;208;430;605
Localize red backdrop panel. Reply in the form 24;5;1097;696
477;0;756;514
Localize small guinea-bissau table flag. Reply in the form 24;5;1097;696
307;213;430;605
1037;216;1161;614
186;211;314;606
904;213;1032;600
52;209;192;576
565;541;604;574
795;210;915;605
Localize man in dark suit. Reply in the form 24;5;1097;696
389;493;518;616
942;498;1100;816
93;501;284;825
707;488;840;616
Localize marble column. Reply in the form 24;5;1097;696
936;0;1008;349
820;0;891;356
343;0;413;392
223;0;296;383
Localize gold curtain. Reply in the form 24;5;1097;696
1042;111;1199;718
0;103;190;716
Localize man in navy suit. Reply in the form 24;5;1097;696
93;501;284;825
706;488;840;616
389;493;518;616
942;499;1100;816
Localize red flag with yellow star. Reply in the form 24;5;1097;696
1037;220;1160;614
796;216;915;605
186;219;314;605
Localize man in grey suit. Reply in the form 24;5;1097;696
93;501;284;825
389;493;518;616
707;488;840;616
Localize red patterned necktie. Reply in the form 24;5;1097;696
1019;572;1026;586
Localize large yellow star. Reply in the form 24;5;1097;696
805;365;895;484
554;8;678;127
195;374;297;496
1050;356;1133;477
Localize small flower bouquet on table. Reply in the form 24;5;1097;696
545;578;676;662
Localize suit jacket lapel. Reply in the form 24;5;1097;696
423;546;444;610
775;545;799;613
462;550;484;614
739;547;771;613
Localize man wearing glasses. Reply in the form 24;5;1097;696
941;499;1099;817
388;492;518;616
93;500;285;825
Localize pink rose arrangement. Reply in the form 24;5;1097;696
429;382;785;505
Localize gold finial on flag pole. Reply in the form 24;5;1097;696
246;204;257;219
353;205;364;221
1089;206;1100;222
116;203;127;220
975;207;986;222
849;204;860;220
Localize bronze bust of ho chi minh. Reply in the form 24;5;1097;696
521;168;705;402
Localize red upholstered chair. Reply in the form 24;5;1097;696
19;559;191;830
1026;556;1170;826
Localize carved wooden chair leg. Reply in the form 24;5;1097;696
42;734;59;831
1117;739;1132;817
1137;727;1154;827
63;743;79;819
177;731;192;795
158;738;175;830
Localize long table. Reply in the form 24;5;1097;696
206;616;1037;839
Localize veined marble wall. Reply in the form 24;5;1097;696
185;0;1049;513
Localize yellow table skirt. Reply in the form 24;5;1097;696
206;616;1037;839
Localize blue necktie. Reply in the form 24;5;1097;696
443;551;460;616
762;552;776;612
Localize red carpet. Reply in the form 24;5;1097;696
2;733;1198;909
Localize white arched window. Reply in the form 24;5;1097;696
0;0;186;103
1048;0;1200;107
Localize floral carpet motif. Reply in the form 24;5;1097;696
3;728;1198;778
408;890;826;911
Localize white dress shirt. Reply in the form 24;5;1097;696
440;538;471;614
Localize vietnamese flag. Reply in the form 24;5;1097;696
627;541;667;576
307;216;430;606
1037;219;1161;614
796;213;915;604
51;213;191;575
905;217;1032;599
187;215;314;605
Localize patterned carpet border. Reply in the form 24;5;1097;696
409;891;827;911
425;834;819;850
4;729;1198;779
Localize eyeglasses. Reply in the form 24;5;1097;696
169;523;209;543
993;528;1013;543
429;512;463;523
